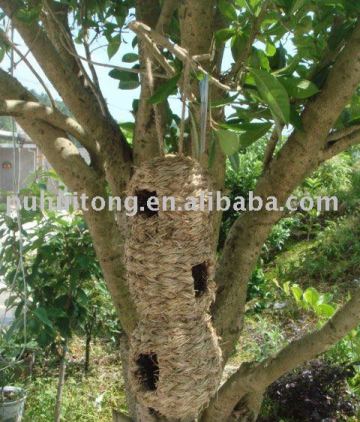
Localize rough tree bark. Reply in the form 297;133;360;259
1;1;360;421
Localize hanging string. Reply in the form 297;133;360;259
145;47;165;156
199;74;209;155
178;59;191;156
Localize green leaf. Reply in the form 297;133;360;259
215;28;237;44
250;48;270;71
303;287;320;308
122;53;138;63
290;0;307;13
215;128;240;156
250;68;290;123
0;46;5;63
211;93;239;108
15;8;39;24
33;307;54;331
148;74;180;104
290;106;304;131
109;68;140;90
219;0;237;20
281;77;319;99
283;281;291;296
231;33;248;61
315;303;336;318
290;284;303;303
229;153;240;172
265;42;277;57
107;34;121;59
220;122;272;148
208;134;217;168
236;0;254;15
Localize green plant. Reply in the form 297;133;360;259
281;282;336;320
274;215;360;287
0;207;119;420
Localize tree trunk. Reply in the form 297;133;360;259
84;332;91;374
54;344;67;422
227;391;264;422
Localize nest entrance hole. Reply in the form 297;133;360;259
192;262;208;298
136;190;158;218
136;353;159;391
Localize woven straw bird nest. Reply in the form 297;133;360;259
125;154;222;419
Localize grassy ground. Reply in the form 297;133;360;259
6;213;360;421
20;339;127;422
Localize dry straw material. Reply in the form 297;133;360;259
125;155;222;419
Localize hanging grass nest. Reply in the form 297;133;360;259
125;154;222;419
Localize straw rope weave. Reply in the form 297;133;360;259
125;155;222;419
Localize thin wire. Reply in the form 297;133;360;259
0;29;56;109
200;74;209;155
178;59;191;156
0;24;28;372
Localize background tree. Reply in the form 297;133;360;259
1;1;360;421
0;186;120;420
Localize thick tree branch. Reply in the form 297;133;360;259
0;28;56;108
0;0;132;195
214;19;360;361
178;0;226;248
0;100;93;150
0;69;99;193
203;286;360;422
0;68;137;336
156;0;180;34
83;32;102;94
132;0;166;165
0;69;101;168
41;0;108;115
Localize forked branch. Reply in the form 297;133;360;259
203;285;360;422
128;21;231;92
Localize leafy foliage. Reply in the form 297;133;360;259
282;215;360;286
0;211;118;352
0;177;119;363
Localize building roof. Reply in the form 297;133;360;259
0;130;33;146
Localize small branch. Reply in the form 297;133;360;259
0;69;101;192
156;0;180;34
54;45;168;79
225;1;270;84
54;344;67;422
0;29;56;108
43;0;107;116
128;21;232;92
139;31;176;76
321;125;360;160
327;124;360;142
83;32;102;92
144;51;165;155
307;16;346;82
263;125;281;170
204;285;360;421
